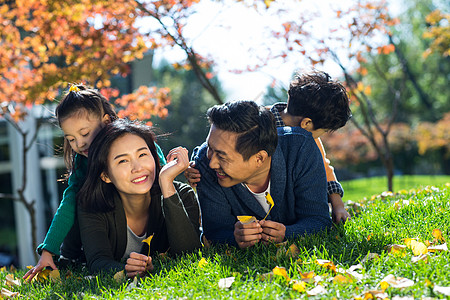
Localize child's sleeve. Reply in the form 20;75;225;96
36;156;86;256
314;138;344;197
155;142;167;166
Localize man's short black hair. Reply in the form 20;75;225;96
206;100;277;161
287;70;352;131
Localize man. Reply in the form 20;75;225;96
192;100;332;248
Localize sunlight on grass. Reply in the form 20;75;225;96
1;183;449;299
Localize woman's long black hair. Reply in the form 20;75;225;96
77;119;161;213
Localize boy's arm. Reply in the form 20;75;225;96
284;138;332;238
314;138;349;223
36;156;86;256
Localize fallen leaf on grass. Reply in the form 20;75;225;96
428;243;448;252
299;271;315;282
379;274;414;289
432;229;445;243
5;274;21;287
198;257;208;268
361;253;380;264
286;243;300;258
113;270;126;283
411;253;428;263
359;290;389;299
306;285;327;296
1;287;19;298
291;280;306;292
404;239;428;255
433;285;450;296
126;276;139;291
218;276;235;289
386;244;407;255
49;269;61;283
332;274;354;284
272;266;290;281
315;259;337;272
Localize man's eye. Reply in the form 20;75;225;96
82;132;89;137
118;159;127;164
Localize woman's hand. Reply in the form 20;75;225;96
159;147;190;198
22;250;58;282
125;252;153;278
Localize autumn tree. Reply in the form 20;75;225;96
0;0;170;260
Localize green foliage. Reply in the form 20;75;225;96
3;184;450;299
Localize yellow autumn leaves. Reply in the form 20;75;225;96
237;192;274;224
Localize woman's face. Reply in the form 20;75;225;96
101;133;156;198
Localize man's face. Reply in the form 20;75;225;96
206;125;259;188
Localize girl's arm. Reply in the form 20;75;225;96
36;155;87;255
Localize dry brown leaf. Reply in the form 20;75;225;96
428;243;448;252
306;285;326;296
113;270;126;283
315;259;337;272
1;287;19;298
4;274;21;287
379;274;414;289
299;271;315;282
286;244;300;258
386;244;407;254
333;274;354;284
361;253;380;264
411;253;429;263
433;285;450;296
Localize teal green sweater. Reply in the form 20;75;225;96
37;143;167;256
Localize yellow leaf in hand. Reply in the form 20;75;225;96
142;234;154;257
263;192;274;220
237;215;257;224
273;266;290;281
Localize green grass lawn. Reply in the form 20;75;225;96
342;175;450;201
1;183;450;299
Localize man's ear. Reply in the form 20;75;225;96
254;150;269;167
300;117;315;132
102;114;111;125
101;172;111;183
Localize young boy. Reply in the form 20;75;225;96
185;70;352;224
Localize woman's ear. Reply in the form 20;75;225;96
300;117;315;132
101;172;111;183
102;114;111;125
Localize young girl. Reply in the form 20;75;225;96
77;119;201;277
23;84;166;281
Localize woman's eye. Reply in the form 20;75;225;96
67;138;75;143
139;152;148;157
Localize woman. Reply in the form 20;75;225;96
77;119;202;277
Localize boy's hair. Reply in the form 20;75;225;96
206;100;277;160
287;70;352;131
55;84;118;171
78;119;161;213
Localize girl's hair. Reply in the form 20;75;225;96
55;84;118;172
77;119;161;213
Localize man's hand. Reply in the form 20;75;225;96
234;220;263;249
259;220;286;244
125;252;153;278
22;249;57;282
329;193;350;224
